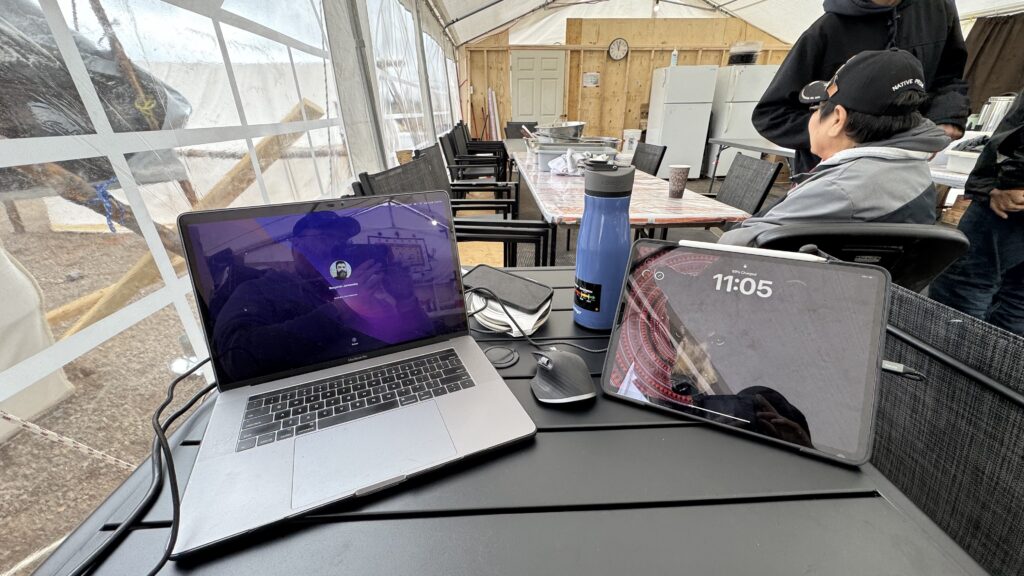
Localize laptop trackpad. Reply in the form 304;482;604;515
291;401;457;510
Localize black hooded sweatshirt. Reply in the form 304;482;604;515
965;86;1024;201
752;0;970;175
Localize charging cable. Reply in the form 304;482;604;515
465;287;608;355
67;357;212;576
881;360;926;381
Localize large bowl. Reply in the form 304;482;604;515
534;121;586;140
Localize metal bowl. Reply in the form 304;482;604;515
581;136;621;149
534;121;586;140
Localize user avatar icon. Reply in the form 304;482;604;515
330;260;352;280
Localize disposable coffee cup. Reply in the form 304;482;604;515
669;165;690;199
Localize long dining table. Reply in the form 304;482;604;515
506;139;750;261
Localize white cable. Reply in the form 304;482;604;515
0;409;134;472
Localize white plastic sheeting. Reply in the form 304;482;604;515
367;0;431;163
437;0;1024;46
423;33;455;133
509;2;729;46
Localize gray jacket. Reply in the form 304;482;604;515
719;121;949;247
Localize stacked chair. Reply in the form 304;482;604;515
355;144;551;267
440;123;510;182
439;129;505;183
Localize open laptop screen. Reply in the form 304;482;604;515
603;240;889;464
179;192;467;390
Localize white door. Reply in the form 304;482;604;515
510;50;565;124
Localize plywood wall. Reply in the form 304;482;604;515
462;31;512;139
459;18;790;139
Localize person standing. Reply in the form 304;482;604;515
929;89;1024;335
752;0;969;175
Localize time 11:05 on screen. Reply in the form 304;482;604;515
713;274;773;297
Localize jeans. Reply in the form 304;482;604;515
929;200;1024;335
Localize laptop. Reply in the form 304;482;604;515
603;240;890;465
172;191;536;556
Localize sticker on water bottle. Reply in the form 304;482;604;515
574;277;601;312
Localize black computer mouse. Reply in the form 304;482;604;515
530;350;597;404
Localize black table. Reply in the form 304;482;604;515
38;268;987;575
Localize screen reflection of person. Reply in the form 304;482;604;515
290;212;432;342
212;212;430;382
683;385;814;449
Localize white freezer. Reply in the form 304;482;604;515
705;65;780;176
715;64;779;103
646;66;718;178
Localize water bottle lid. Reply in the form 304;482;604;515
584;166;635;197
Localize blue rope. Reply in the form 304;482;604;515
86;177;122;233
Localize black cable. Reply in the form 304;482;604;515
147;358;213;576
66;358;212;576
465;287;608;354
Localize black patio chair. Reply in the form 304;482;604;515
454;218;551;266
358;153;551;266
440;130;504;182
876;284;1024;576
417;143;519;218
452;123;507;179
505;121;538;139
631;142;667;178
357;165;511;219
715;154;782;215
754;222;969;293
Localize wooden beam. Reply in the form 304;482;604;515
11;157;183;256
466;43;791;52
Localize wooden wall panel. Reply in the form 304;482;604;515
462;18;791;138
487;49;511;132
566;20;582;126
577;50;606;137
623;50;652;131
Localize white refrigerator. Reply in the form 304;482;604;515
704;64;780;176
645;65;718;179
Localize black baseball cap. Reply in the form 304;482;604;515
799;49;927;115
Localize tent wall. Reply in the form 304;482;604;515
460;18;790;139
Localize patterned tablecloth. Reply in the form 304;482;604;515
512;150;751;226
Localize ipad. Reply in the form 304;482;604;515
602;240;890;465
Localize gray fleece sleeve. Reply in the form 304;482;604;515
718;178;855;247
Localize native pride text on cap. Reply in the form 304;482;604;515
892;78;926;92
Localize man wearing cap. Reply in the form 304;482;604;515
928;88;1024;335
720;49;949;247
753;0;968;176
212;212;431;381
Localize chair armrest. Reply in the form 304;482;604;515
451;199;514;215
466;143;504;152
453;180;516;187
455;218;546;229
451;198;514;206
452;156;500;164
451;182;514;192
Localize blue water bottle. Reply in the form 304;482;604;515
573;167;635;330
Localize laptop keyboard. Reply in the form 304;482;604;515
235;349;475;452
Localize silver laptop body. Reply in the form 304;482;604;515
172;192;536;556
